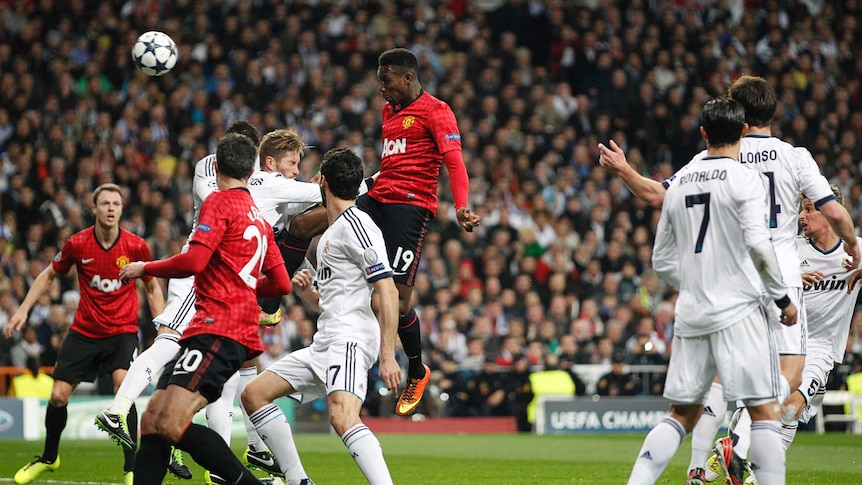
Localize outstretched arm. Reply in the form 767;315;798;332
598;140;667;208
120;243;214;281
818;200;861;270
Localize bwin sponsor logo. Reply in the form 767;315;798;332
804;276;846;292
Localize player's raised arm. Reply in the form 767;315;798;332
817;199;861;269
598;139;667;208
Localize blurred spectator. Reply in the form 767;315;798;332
10;355;53;398
463;358;508;417
596;351;640;397
10;324;43;367
525;353;577;429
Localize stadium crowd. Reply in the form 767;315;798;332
2;0;862;422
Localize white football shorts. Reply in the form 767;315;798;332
766;287;807;355
263;340;376;403
664;307;780;406
152;275;196;334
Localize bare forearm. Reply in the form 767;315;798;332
19;267;56;313
145;279;166;316
377;286;399;356
618;165;666;208
296;288;320;313
822;202;856;244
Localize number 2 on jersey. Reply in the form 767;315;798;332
685;193;711;253
238;224;267;288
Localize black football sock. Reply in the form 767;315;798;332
176;424;259;485
279;233;312;275
42;404;67;462
398;307;425;379
133;434;170;485
258;297;282;315
123;404;138;472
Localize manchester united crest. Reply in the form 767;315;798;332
116;255;130;268
402;116;415;129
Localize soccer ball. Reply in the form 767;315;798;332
132;31;178;77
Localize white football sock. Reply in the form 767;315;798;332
749;420;785;485
109;334;180;415
250;403;307;482
689;382;726;472
627;417;687;485
236;366;265;450
206;371;238;445
341;423;393;485
732;408;752;460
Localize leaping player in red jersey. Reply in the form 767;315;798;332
7;183;165;485
284;48;481;416
119;133;291;485
372;47;481;415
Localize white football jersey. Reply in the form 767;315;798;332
189;154;219;247
654;155;788;337
797;235;862;361
311;206;393;355
670;135;835;287
247;169;321;234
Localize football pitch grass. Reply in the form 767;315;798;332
1;432;860;484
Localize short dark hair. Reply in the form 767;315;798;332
226;120;261;147
701;97;745;148
216;133;257;180
320;148;363;201
727;75;777;128
378;48;418;73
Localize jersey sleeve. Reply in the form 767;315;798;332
194;157;218;203
344;213;393;283
427;104;462;155
190;194;229;250
795;147;835;207
272;178;323;204
52;236;77;275
652;203;680;288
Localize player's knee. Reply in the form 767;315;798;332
49;384;70;407
155;415;187;444
328;408;356;436
139;410;159;435
240;384;266;414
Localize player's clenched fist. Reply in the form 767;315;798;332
291;268;314;290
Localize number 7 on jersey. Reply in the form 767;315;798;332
685;193;711;254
